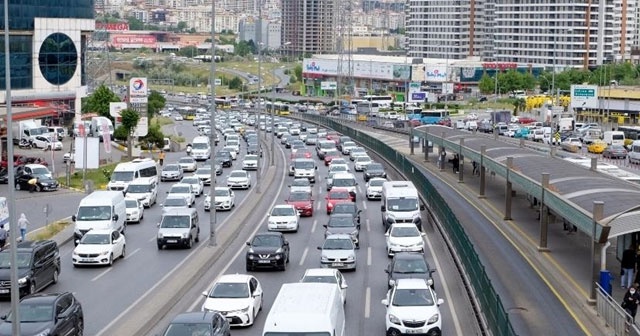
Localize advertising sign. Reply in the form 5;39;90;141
302;59;338;75
74;137;100;169
130;77;148;97
410;92;426;102
101;123;111;154
321;81;337;90
109;102;127;118
96;22;129;31
111;34;157;46
570;85;598;109
133;117;149;137
425;65;449;83
442;83;454;95
0;197;8;229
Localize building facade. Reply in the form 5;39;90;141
238;18;282;50
281;0;336;55
0;0;95;123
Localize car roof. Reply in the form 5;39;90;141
324;233;353;240
129;177;155;185
369;177;387;182
162;208;196;216
25;164;47;169
170;311;219;324
329;213;353;219
303;268;339;277
394;278;430;289
217;274;252;283
85;229;114;235
391;223;419;229
329;187;350;193
332;173;355;178
273;204;296;209
171;183;191;188
254;231;284;238
20;292;68;304
393;252;428;261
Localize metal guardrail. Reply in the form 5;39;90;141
596;282;640;336
293;112;516;336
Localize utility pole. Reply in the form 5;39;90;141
256;4;263;194
208;0;218;247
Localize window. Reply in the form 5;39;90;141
56;294;72;315
0;35;33;89
140;166;158;178
0;1;94;30
38;33;77;85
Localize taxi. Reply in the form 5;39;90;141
587;140;607;154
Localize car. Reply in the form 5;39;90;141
0;292;84;336
14;168;59;192
324;213;360;248
291;149;313;160
201;274;263;326
603;144;628;159
0;168;7;184
161;311;230;336
305;135;318;145
214;150;233;168
0;240;60;297
331;202;362;224
243;154;259;170
329;173;358;200
245;232;290;271
204;187;236;211
317;234;357;271
72;229;126;267
323;149;342;166
386;252;435;290
227;170;251;189
32;135;63;150
340;141;358;155
174;114;184;121
181;176;204;197
63;151;75;163
167;183;195;206
161;164;184;182
325;188;354;214
156;208;200;249
177;156;197;172
300;268;348;304
587;140;607;154
328;164;350;179
349;147;368;161
385;223;425;257
285;191;315;217
223;145;238;160
194;166;213;185
353;155;373;172
289;178;312;194
363;162;387;181
125;177;158;207
366;177;387;200
125;198;144;223
267;204;300;232
382;279;443;336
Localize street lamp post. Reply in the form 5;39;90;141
208;0;218;247
256;7;263;193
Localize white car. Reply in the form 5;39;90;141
289;178;313;194
366;177;387;200
330;158;348;166
341;141;358;155
174;114;184;121
385;224;425;257
72;229;126;267
267;204;300;232
201;274;263;327
181;176;204;197
32;135;63;150
224;145;238;160
349;147;368;161
193;167;213;185
354;156;373;172
168;183;195;206
328;163;350;175
125;178;158;207
381;279;444;335
204;187;236;211
178;157;197;172
161;194;190;212
226;141;240;154
300;268;348;304
242;154;259;171
63;151;75;163
227;170;251;189
161;164;184;182
124;198;144;223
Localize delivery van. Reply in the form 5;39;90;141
72;191;127;244
603;131;625;146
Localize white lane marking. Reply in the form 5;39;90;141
425;231;464;335
97;141;289;336
364;287;371;319
311;219;318;233
148;236;156;243
91;268;112;282
299;247;308;266
366;219;371;232
362;201;367;210
316;201;321;210
367;247;372;266
126;248;141;259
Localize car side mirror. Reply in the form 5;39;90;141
381;299;389;306
283;241;289;246
71;215;76;222
420;204;426;211
246;241;251;246
323;224;327;228
381;205;386;211
202;291;208;297
384;232;390;237
166;191;169;194
437;298;444;306
317;246;322;250
74;239;80;245
112;214;119;221
156;223;160;227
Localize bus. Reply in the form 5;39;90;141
176;106;196;120
214;98;231;109
412;109;449;125
363;95;393;108
356;102;380;121
617;125;640;141
266;102;290;116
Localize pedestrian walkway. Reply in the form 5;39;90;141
364;129;614;335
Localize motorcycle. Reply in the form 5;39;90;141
18;138;31;149
186;144;192;156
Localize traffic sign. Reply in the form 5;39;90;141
570;84;598;109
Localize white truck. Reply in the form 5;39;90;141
12;119;48;144
90;116;114;141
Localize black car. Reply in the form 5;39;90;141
0;168;7;184
363;162;387;181
0;240;60;297
15;173;59;192
385;252;435;289
162;311;230;336
214;151;233;168
0;292;83;336
245;232;290;271
331;203;362;224
324;213;361;248
247;143;262;157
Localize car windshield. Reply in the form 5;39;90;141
325;150;340;157
251;235;281;247
356;156;371;162
294;161;314;169
333;178;355;187
323;238;353;250
302;276;337;284
125;200;139;208
208;282;250;298
230;172;246;178
329;191;350;199
394;259;428;273
170;186;191;194
332;204;356;214
81;233;111;245
128;184;151;193
77;206;111;221
292;179;310;187
328;216;354;227
0;252;31;268
330;165;347;172
5;303;54;323
164;165;180;172
392;288;434;307
31;167;50;175
192;143;208;149
179;158;194;164
182;178;199;185
288;192;310;201
111;171;134;182
387;198;419;211
164;198;188;207
163;322;211;336
610;145;625;151
215;189;230;197
196;168;211;175
245;155;258;161
391;226;421;237
343;142;355;147
369;179;385;186
367;163;383;171
352;148;366;154
161;215;190;228
272;207;296;216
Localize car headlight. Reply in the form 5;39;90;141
157;233;164;239
132;211;139;215
346;255;355;261
288;220;297;225
350;230;358;236
18;276;28;285
389;314;401;324
321;256;329;262
304;204;312;209
268;220;275;226
428;313;440;324
230;307;250;314
274;254;281;260
99;250;110;256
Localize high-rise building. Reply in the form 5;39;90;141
281;0;336;55
238;18;282;50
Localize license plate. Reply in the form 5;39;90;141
166;239;178;243
0;289;8;294
406;329;423;334
258;260;270;264
332;262;343;267
278;225;287;228
81;258;92;262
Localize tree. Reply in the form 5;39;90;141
147;91;166;119
120;109;140;159
126;16;144;30
82;85;120;120
293;64;302;82
139;123;165;149
177;45;198;58
176;21;188;32
228;76;243;90
512;98;526;115
235;41;253;57
478;74;496;94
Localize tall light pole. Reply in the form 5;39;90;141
4;0;21;333
208;0;218;247
256;6;263;194
550;28;556;103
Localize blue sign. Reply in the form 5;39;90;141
305;62;320;71
411;92;426;100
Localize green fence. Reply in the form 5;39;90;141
298;113;517;336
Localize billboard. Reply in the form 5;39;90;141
96;22;129;31
109;102;127;118
302;59;338;75
570;85;599;109
425;65;449;83
129;78;148;97
74;137;100;170
303;58;410;80
111;34;157;47
321;81;337;90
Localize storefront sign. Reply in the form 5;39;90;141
111;34;157;46
96;22;129;31
425;65;448;83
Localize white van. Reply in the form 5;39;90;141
72;191;127;243
262;283;345;336
381;181;424;231
629;140;640;164
90;116;114;141
292;158;317;182
191;136;211;161
107;158;158;191
603;131;625;146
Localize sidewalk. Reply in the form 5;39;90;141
368;130;613;334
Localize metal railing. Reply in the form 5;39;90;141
596;282;640;336
294;112;516;336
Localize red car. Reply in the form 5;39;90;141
323;150;341;166
286;191;314;217
327;132;341;143
517;117;537;124
0;154;28;168
325;188;354;214
291;149;313;160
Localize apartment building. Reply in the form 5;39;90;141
281;0;336;55
238;18;282;49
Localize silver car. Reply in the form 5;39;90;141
161;164;184;182
317;234;357;271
